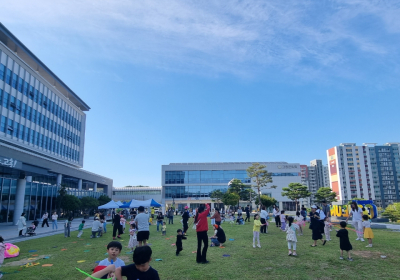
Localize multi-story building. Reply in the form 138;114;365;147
161;162;302;211
300;159;326;205
0;23;113;224
323;165;330;188
327;143;400;207
112;187;162;202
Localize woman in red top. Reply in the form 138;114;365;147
195;204;210;264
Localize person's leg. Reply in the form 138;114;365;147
19;230;23;236
196;232;202;263
52;220;55;230
201;231;208;262
253;231;256;246
156;221;160;231
347;250;352;259
358;221;364;240
292;241;297;255
46;219;49;227
103;221;107;233
112;225;117;238
260;218;266;233
42;219;45;227
288;241;292;254
64;225;68;237
256;231;260;247
68;225;70;237
55;220;58;230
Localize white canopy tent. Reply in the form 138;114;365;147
98;200;120;209
128;199;162;208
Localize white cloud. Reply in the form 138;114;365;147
1;0;400;82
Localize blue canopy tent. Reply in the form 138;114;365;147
117;199;162;208
119;200;133;208
98;200;120;209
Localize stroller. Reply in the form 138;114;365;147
25;220;39;236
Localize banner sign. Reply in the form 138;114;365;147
330;200;377;219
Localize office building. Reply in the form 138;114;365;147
112;187;162;202
300;159;326;204
0;23;112;223
327;143;400;207
161;162;302;211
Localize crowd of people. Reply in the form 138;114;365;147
7;200;377;279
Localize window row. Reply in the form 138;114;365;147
165;186;229;198
0;90;81;146
0;63;82;131
0;116;79;162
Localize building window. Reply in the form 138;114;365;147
0;116;6;133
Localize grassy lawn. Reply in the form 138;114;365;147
2;219;400;280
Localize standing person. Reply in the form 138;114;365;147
309;205;326;247
128;223;138;252
77;220;85;238
42;212;49;227
321;201;331;218
362;215;374;247
64;216;73;237
17;213;27;236
176;229;187;256
237;206;243;220
280;210;286;231
156;212;164;232
252;214;266;248
151;207;155;219
294;211;304;235
316;206;326;236
260;206;269;234
135;206;150;247
210;209;221;226
324;217;331;241
300;206;307;221
91;217;101;238
182;207;190;235
113;211;122;240
111;209;116;222
132;208;137;220
210;208;215;226
51;212;58;230
245;205;251;222
336;221;353;261
168;208;174;224
286;217;300;256
273;206;281;228
195;204;210;264
346;201;364;242
100;212;106;233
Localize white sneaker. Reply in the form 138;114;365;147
257;244;261;248
253;244;255;248
360;238;365;242
366;244;372;247
356;238;360;241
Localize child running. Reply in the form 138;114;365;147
362;215;374;247
77;220;85;238
162;222;167;236
286;217;299;256
280;210;286;231
294;211;304;235
336;221;353;261
253;214;266;248
128;223;138;252
176;229;187;256
324;217;331;241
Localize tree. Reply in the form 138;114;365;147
382;203;400;222
255;195;277;209
315;187;338;204
81;196;99;214
281;183;311;211
61;194;81;216
221;193;240;210
247;163;276;208
98;195;112;206
227;179;255;206
210;190;224;205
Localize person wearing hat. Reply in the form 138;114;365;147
210;224;226;247
182;206;190;235
309;205;326;247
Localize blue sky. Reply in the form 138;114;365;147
1;1;400;187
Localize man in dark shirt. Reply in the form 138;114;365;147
245;205;250;222
112;211;122;240
115;246;160;280
176;229;187;255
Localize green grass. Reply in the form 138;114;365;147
2;220;400;280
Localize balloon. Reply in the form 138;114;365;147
5;243;20;258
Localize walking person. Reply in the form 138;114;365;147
168;208;174;224
51;212;58;230
42;212;49;227
64;216;73;237
286;216;300;256
195;204;210;264
346;201;364;242
273;206;281;228
17;213;27;236
245;205;251;222
182;206;190;235
260;206;268;234
113;211;122;240
135;206;150;246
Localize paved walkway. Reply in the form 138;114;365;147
372;222;400;230
0;217;104;244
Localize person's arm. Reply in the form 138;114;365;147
85;264;115;280
115;266;123;280
345;211;352;222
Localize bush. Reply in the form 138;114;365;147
382;203;400;222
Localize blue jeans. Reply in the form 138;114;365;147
169;216;173;224
52;220;58;230
211;238;220;246
157;221;163;231
103;221;107;233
